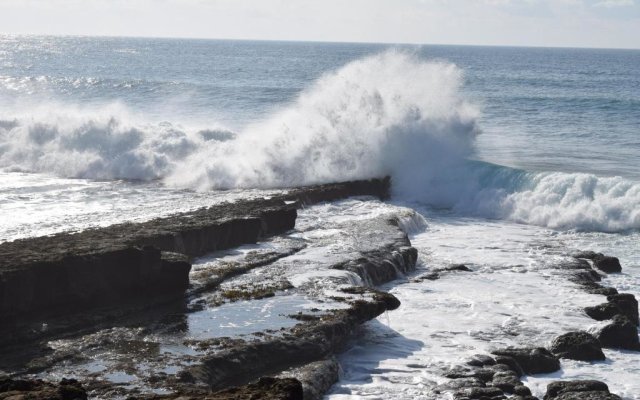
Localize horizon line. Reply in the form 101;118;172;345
1;32;639;52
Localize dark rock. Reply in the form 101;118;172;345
585;302;624;321
0;246;192;323
579;282;619;296
493;356;524;377
561;258;592;270
593;255;622;273
0;378;87;400
206;377;303;400
413;272;440;282
553;392;621;400
287;358;340;400
188;287;402;390
337;245;418;286
454;386;506;400
549;331;605;361
437;377;487;391
440;264;472;272
0;178;391;322
572;251;602;260
570;270;602;284
596;315;640;350
513;385;533;396
491;371;521;393
607;293;639;325
544;380;620;400
467;354;497;367
491;348;560;375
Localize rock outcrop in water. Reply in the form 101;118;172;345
185;288;402;391
0;178;390;322
0;378;87;400
0;177;420;400
543;380;621;400
596;315;640;351
491;348;560;375
549;331;605;361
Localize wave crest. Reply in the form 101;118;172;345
0;104;231;180
165;50;480;190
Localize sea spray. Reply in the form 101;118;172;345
0;103;232;180
1;50;639;233
165;50;481;190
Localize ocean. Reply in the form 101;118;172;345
1;36;639;398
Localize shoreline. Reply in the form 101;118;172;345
0;177;638;400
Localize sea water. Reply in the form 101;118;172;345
1;36;639;398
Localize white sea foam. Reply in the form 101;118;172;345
0;103;232;180
165;50;480;190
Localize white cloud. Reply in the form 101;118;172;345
0;0;637;48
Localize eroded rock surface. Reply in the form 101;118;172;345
549;331;605;361
543;380;621;400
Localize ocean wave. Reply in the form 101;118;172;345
165;50;480;189
0;104;231;180
421;161;640;233
1;51;638;233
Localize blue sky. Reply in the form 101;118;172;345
0;0;638;48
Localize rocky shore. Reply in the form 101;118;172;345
1;176;637;400
0;178;389;322
0;177;419;399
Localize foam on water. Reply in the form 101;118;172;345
327;207;640;399
0;102;233;180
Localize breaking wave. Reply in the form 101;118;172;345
165;50;480;190
1;50;638;232
0;103;232;180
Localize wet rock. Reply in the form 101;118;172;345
491;348;560;375
579;282;618;296
569;269;602;284
607;293;639;325
0;246;192;323
283;176;391;204
585;302;622;321
0;178;390;322
188;288;401;390
551;393;620;400
561;258;592;270
336;244;418;286
586;294;639;325
544;380;620;400
412;272;440;282
439;264;472;272
0;378;87;400
493;356;524;377
491;371;521;393
513;385;533;396
279;358;339;400
437;377;487;391
592;255;622;273
596;315;640;350
200;377;303;400
572;251;602;260
467;354;497;367
549;331;605;361
454;386;506;400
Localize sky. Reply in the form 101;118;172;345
0;0;639;49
